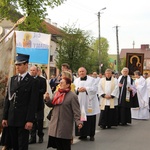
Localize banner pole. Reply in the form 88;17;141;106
0;16;26;43
47;34;51;81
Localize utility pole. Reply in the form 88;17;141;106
115;25;120;73
133;41;135;49
98;11;101;73
98;7;106;74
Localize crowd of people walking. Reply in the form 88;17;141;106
0;53;150;150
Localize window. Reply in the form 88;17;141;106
50;55;53;62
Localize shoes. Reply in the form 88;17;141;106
100;125;106;129
78;136;87;140
119;123;127;126
38;137;43;143
90;136;95;141
28;138;36;144
107;126;111;129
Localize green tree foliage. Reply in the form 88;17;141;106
120;57;126;72
0;0;66;32
92;37;110;73
55;24;94;73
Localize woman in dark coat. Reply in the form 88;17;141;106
44;77;83;150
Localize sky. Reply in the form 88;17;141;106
46;0;150;54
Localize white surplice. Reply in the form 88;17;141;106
93;77;100;95
98;77;119;109
74;76;100;117
146;77;150;98
118;75;132;101
131;76;149;120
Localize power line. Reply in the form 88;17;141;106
67;0;98;14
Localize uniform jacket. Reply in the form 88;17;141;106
36;76;46;112
3;73;38;127
46;91;82;139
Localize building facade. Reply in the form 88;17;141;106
120;44;150;74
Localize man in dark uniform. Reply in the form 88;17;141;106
29;66;46;144
2;53;38;150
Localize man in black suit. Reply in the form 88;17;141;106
2;53;38;150
49;74;56;93
29;66;46;144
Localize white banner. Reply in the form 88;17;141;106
15;31;51;64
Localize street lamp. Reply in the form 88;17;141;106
98;7;106;73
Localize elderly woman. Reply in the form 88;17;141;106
44;77;82;150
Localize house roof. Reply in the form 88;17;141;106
120;45;150;59
0;14;63;42
42;21;62;36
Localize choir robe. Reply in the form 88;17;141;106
146;77;150;111
98;77;119;127
131;76;149;119
74;75;100;137
118;75;133;125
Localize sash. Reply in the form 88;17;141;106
8;78;16;101
119;75;131;103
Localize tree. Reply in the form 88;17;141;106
0;0;66;32
85;46;99;73
92;37;110;73
120;57;126;72
55;24;94;73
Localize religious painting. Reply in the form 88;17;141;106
126;53;144;75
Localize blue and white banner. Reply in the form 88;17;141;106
16;31;51;64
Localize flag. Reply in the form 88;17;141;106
0;33;16;121
16;31;51;64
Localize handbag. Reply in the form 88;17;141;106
47;108;53;120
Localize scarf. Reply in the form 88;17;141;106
52;88;70;105
119;75;131;103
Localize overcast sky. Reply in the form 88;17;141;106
46;0;150;54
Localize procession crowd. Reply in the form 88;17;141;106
0;53;150;150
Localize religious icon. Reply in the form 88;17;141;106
22;33;32;48
126;53;144;75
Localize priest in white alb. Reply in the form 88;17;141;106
98;69;119;129
74;67;100;141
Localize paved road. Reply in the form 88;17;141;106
1;116;150;150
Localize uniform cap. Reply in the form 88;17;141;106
15;53;30;65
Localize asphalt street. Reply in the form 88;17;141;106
1;115;150;150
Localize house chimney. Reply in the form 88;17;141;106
141;44;149;50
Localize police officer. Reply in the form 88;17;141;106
2;53;38;150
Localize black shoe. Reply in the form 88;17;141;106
29;138;36;144
90;136;95;141
120;123;127;126
38;137;43;143
78;136;87;140
100;125;106;129
107;126;111;129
